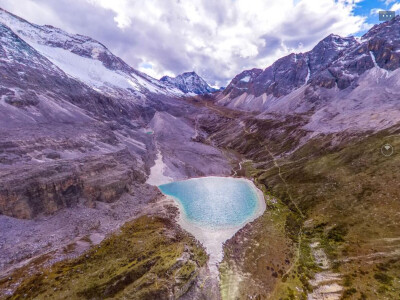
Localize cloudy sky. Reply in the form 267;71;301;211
0;0;397;86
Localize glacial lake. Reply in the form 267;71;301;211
158;176;262;228
158;176;266;273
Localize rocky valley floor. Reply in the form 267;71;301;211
1;96;399;300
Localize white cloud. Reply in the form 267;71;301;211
0;0;70;30
0;0;367;87
370;8;383;15
84;0;366;86
390;2;400;11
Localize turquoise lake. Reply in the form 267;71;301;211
158;177;260;227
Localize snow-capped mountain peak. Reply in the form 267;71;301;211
160;71;216;95
0;8;183;98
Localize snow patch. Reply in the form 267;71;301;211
0;9;183;97
240;75;251;83
146;148;173;186
32;43;141;92
305;65;311;84
370;51;389;78
370;51;378;68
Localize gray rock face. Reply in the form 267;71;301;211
223;68;262;98
254;53;308;97
302;22;400;90
308;34;357;81
223;34;358;99
0;142;145;219
217;17;400;133
222;17;400;102
364;16;400;71
160;71;216;94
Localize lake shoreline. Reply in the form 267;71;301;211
159;176;266;277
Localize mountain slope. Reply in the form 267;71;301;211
0;19;150;219
216;18;400;134
0;8;183;98
0;21;112;128
160;71;216;94
221;34;357;100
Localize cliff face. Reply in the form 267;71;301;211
222;34;358;99
0;149;146;219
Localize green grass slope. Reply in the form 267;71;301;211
2;215;207;300
213;113;400;299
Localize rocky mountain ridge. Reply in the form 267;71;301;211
0;8;184;98
216;17;400;134
222;34;358;99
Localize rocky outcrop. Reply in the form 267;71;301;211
363;16;400;70
0;149;145;219
223;68;262;98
